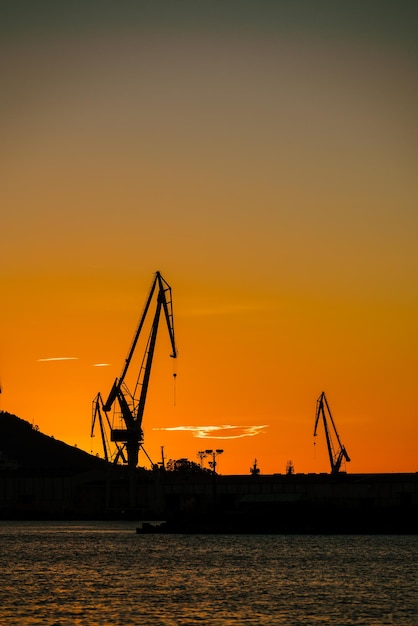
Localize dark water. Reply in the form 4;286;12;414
0;521;416;625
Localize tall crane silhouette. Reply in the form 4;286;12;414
91;271;177;469
314;391;350;475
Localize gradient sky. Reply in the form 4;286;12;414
1;1;417;475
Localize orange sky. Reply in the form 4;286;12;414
1;2;417;475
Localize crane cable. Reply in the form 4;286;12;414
173;364;177;407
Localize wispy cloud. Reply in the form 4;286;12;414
93;363;110;367
154;424;268;440
37;357;79;362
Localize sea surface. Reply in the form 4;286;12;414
0;521;416;625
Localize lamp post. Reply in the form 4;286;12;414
197;450;207;468
205;449;223;474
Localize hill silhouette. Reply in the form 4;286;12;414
0;411;107;472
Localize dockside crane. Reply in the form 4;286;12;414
314;391;350;475
91;392;127;464
91;271;177;469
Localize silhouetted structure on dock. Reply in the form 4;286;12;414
1;411;417;532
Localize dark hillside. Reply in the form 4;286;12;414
0;411;108;472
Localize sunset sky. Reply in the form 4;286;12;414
1;1;417;475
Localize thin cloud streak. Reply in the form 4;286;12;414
154;424;268;440
37;357;79;362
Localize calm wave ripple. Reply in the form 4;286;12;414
0;521;416;625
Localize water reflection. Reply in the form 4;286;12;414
0;522;416;625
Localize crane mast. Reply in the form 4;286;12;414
92;271;177;469
91;392;127;464
314;391;350;475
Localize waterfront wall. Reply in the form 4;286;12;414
1;468;417;532
158;472;418;532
